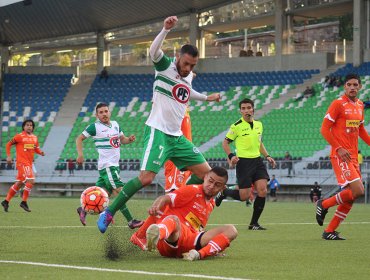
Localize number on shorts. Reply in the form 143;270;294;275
158;145;164;159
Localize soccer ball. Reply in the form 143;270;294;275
80;186;109;215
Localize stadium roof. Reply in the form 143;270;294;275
0;0;237;46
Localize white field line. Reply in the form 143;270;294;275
0;221;369;229
0;260;252;280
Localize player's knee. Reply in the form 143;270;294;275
225;224;238;241
353;188;364;198
164;215;180;230
139;175;154;186
257;187;267;197
239;190;249;201
26;179;35;185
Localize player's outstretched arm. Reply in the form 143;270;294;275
149;16;178;62
120;134;136;145
164;16;178;30
206;93;221;102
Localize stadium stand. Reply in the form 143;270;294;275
57;69;319;170
1;74;72;160
201;63;370;166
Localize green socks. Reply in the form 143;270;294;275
119;204;133;222
108;177;143;215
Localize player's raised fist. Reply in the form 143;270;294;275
164;16;178;30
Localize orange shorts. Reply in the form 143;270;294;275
16;163;35;182
157;223;203;258
331;156;361;187
164;161;191;192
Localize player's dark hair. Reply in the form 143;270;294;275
180;44;199;57
22;119;35;131
96;102;109;113
345;73;361;84
239;98;254;109
210;166;228;181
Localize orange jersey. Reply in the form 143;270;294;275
164;161;191;192
164;109;192;191
323;94;364;158
6;132;42;165
162;185;215;232
181;110;192;141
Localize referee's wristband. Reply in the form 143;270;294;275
265;155;271;159
228;153;236;160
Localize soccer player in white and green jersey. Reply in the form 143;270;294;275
97;16;221;233
76;103;143;229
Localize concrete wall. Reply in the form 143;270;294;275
9;66;78;75
197;53;335;73
108;66;154;74
364;49;370;61
6;53;337;76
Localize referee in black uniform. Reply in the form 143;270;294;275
216;98;276;230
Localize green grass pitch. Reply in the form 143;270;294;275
1;197;369;280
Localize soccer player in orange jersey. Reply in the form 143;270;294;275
1;120;45;212
317;73;370;240
143;167;237;260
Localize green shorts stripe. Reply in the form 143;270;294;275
96;166;124;194
106;167;117;189
141;126;156;170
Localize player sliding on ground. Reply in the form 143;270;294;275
144;167;237;260
97;15;220;233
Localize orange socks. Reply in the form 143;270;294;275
322;188;354;209
325;202;353;232
5;184;20;202
22;183;33;202
158;217;177;240
198;233;230;259
136;215;157;239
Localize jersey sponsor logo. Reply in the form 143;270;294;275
109;136;120;148
23;143;35;149
172;84;190;103
346;120;360;127
185;211;203;231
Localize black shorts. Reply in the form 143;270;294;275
236;157;270;189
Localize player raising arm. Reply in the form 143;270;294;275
97;16;220;233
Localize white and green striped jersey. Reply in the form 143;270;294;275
145;55;205;136
82;121;124;170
